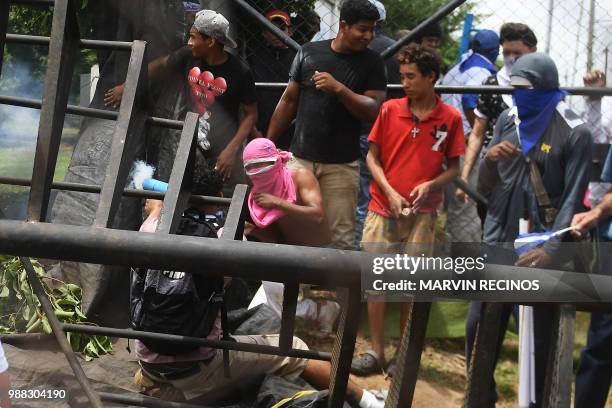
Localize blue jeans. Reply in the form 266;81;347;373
355;134;371;248
575;225;612;408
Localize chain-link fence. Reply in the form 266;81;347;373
206;0;612;96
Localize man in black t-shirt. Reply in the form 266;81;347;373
248;9;297;150
267;0;387;250
174;10;258;195
107;10;258;195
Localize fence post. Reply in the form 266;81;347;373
543;304;575;408
328;287;361;407
385;301;432;407
464;302;504;408
26;0;80;222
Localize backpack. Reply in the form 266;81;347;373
130;212;224;355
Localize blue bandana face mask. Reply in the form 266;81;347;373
512;88;568;156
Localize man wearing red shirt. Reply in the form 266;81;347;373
352;45;465;376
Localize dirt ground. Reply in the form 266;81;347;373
304;331;466;408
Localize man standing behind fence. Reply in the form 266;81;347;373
476;53;592;406
441;29;500;253
351;46;464;376
456;23;538;205
249;9;297;150
267;0;387;251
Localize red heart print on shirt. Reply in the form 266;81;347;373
188;67;228;114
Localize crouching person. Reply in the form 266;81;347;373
131;164;385;407
243;138;340;337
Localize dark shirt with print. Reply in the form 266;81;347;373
289;39;387;163
167;46;257;158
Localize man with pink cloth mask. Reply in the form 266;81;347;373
243;138;340;337
243;138;331;246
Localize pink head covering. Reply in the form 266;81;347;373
243;139;296;228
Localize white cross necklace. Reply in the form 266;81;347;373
411;126;420;139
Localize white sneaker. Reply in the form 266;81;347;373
315;300;340;337
359;389;387;408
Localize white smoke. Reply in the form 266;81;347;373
0;106;40;148
0;59;42;148
128;160;155;190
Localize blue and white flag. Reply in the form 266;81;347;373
514;226;576;256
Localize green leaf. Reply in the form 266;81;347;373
54;309;75;319
41;316;51;334
94;336;112;354
74;307;87;320
0;286;9;298
25;317;41;333
21;304;31;321
84;341;99;358
69;332;82;350
65;284;82;297
57;296;78;307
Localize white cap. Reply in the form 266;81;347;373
368;0;386;21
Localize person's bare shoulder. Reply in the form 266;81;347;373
292;166;315;183
291;167;321;194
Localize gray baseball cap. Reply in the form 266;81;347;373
193;9;237;49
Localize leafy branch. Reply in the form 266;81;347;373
0;257;112;361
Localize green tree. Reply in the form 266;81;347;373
2;2;95;100
383;0;476;69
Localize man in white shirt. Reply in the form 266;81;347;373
441;29;500;135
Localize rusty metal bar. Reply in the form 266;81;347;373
218;184;250;377
3;220;612;297
463;303;504;408
0;2;8;76
386;302;432;407
232;0;300;51
279;283;299;351
328;289;361;407
5;33;133;50
0;94;184;128
0;176;232;206
26;0;79;222
453;178;488;207
542;305;575;408
62;324;330;361
220;184;249;241
382;0;467;59
8;0;54;5
20;258;103;407
157;112;199;234
253;83;612;96
94;40;147;228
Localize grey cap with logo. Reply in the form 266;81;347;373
193;9;237;49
